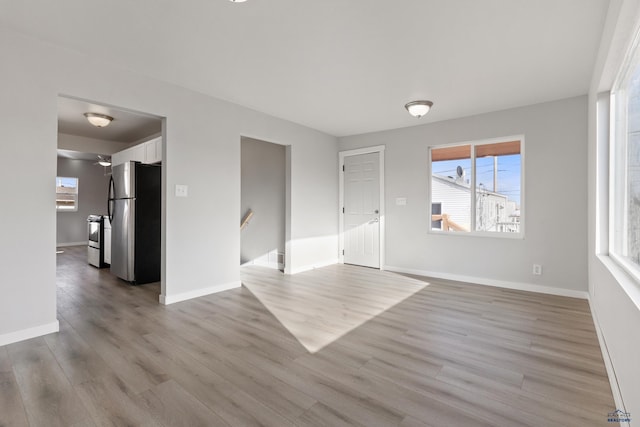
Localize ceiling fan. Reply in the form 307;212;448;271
94;155;112;175
94;155;111;167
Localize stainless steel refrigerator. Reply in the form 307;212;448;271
108;161;161;284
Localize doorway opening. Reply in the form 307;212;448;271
56;95;164;303
240;137;288;272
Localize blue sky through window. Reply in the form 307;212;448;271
57;177;78;188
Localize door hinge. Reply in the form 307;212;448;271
342;250;344;255
342;165;345;172
342;207;345;213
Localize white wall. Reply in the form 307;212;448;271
0;30;58;345
339;96;588;296
240;125;338;275
0;28;337;343
56;157;111;245
588;0;640;417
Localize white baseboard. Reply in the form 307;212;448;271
253;260;285;270
383;265;589;299
242;251;285;271
588;296;629;426
241;260;284;270
159;281;241;305
0;320;60;347
288;258;339;275
56;241;87;247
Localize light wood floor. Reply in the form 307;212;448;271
0;246;615;426
242;264;429;353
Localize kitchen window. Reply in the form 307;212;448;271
428;136;524;237
611;32;640;280
56;177;79;211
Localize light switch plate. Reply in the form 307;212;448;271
175;184;188;197
395;197;407;206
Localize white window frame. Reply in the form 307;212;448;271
427;135;525;239
609;27;640;284
56;176;79;212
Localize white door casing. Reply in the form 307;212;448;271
340;146;385;269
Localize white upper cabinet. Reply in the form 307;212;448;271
144;137;162;164
111;137;162;166
129;144;146;163
110;150;127;167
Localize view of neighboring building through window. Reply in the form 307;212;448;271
611;38;640;275
56;177;79;211
429;138;522;235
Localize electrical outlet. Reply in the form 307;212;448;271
532;264;542;275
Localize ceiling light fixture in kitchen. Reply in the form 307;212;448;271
404;100;433;118
84;112;114;127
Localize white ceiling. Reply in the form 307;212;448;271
58;97;162;143
58;96;162;143
56;96;162;160
1;0;610;137
57;149;107;162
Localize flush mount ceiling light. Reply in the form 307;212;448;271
229;0;247;2
84;112;114;127
404;100;433;118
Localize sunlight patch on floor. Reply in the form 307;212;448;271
241;264;428;353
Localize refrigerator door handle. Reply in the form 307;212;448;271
107;175;115;223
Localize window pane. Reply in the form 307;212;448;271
431;203;442;229
475;143;521;233
56;177;78;211
625;61;640;265
628;134;640;264
612;49;640;272
431;145;471;232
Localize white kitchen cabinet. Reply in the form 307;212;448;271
111;137;162;166
155;138;162;163
144;137;162;164
129;144;146;163
111;144;144;166
110;150;127;167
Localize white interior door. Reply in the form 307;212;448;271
343;152;380;268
